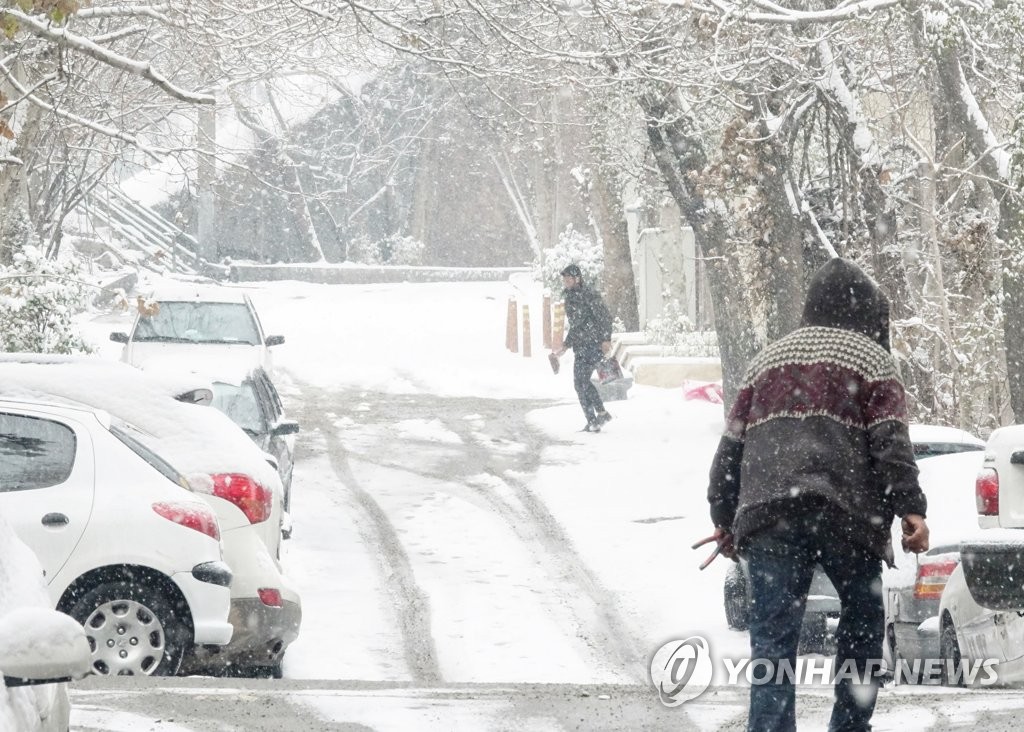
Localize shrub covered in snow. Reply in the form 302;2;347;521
0;246;91;354
645;298;720;357
348;233;425;265
538;224;603;292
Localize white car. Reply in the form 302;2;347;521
881;450;984;682
0;514;91;731
110;286;284;373
0;357;300;677
939;424;1024;685
0;399;232;677
909;423;985;460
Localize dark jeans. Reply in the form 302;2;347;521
744;510;884;732
573;351;604;422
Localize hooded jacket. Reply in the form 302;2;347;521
706;258;926;562
563;280;613;361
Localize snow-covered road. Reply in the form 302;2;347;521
71;277;1024;730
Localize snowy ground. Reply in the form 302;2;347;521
69;276;1024;730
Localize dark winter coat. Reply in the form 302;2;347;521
706;258;927;563
563;284;613;362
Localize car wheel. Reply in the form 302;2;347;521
798;612;829;654
68;580;187;677
939;620;964;687
724;564;750;631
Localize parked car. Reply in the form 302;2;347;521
0;514;90;731
110;286;284;373
908;423;985;460
939;424;1024;685
723;424;984;657
0;356;300;677
0;398;233;677
208;366;298;514
881;450;984;682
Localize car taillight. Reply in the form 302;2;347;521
913;558;959;600
211;473;272;524
976;468;1000;516
152;502;220;541
258;588;283;608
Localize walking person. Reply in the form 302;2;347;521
705;258;930;731
552;264;614;432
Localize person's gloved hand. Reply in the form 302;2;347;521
713;526;737;560
901;514;930;554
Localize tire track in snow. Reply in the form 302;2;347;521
441;409;649;684
293;384;441;685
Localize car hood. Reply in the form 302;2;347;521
125;342;267;376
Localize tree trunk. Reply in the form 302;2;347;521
753;111;805;340
640;90;758;407
910;8;1024;420
585;166;639;330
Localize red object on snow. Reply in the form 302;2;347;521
682;380;724;404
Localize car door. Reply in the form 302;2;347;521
252;371;293;486
0;410;96;582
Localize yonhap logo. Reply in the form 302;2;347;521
650;636;714;706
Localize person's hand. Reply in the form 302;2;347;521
901;514;930;554
713;526;737;560
601;340;612;356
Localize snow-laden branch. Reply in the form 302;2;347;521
74;4;173;21
682;0;904;24
0;59;165;160
1;8;213;104
816;40;881;171
957;63;1011;181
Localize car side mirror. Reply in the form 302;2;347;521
175;388;214;406
1011;451;1024;465
272;420;299;437
110;332;129;344
0;608;90;685
265;335;285;347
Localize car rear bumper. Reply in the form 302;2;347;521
183;596;301;672
171;568;234;646
806;594;841;615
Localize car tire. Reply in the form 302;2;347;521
798;612;829;654
724;564;750;631
939;620;964;687
68;580;188;677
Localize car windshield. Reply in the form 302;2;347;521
109;421;188;488
133;301;260;345
211;381;265;436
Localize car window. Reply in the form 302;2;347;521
211;381;267;435
0;413;76;491
132;301;260;345
109;422;187;488
913;442;985;459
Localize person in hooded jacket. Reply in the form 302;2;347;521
706;258;930;732
553;264;614;431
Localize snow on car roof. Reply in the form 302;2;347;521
148;285;250;304
0;395;113;428
0;360;281;492
909;423;985;447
